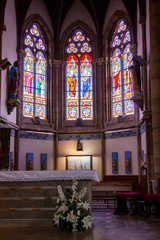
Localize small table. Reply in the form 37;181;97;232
114;192;144;215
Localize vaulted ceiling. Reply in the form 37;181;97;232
4;0;138;58
14;0;137;39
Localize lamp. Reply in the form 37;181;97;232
77;139;83;151
0;58;11;70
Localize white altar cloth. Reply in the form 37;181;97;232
0;170;99;182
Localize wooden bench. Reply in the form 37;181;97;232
92;182;133;208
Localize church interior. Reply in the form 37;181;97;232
0;0;160;239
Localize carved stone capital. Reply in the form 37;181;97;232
132;94;143;110
0;23;6;32
143;110;152;121
53;59;62;67
18;49;25;59
94;58;104;65
48;60;53;67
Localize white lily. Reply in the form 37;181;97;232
82;215;92;229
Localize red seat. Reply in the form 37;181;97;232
116;192;141;198
144;193;160;203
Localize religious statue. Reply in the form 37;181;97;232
126;158;130;170
11;159;14;171
129;44;146;109
7;61;20;114
42;160;47;170
82;69;91;99
68;69;76;97
112;159;116;171
29;160;33;170
77;139;83;151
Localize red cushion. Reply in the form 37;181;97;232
144;193;160;203
116;192;141;197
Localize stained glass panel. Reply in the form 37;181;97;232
36;39;46;50
80;43;92;53
30;24;40;36
111;19;134;118
73;31;85;42
111;48;122;117
66;55;79;120
80;54;93;120
66;43;78;53
23;23;47;119
23;48;34;117
111;36;121;48
66;30;93;121
25;35;34;47
123;44;134;115
116;20;127;33
35;51;46;119
123;31;131;43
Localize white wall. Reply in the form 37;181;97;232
18;138;54;171
57;139;102;180
26;0;53;36
1;0;17;122
60;0;97;38
105;135;138;175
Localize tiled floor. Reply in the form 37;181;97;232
0;201;160;240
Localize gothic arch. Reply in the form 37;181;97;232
103;11;137;129
58;20;101;130
18;14;54;131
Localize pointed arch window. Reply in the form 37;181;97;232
23;24;47;119
110;20;134;118
65;30;93;120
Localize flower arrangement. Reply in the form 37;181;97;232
53;178;93;232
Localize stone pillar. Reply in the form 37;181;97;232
150;0;160;181
94;57;104;128
95;58;104;180
53;59;62;170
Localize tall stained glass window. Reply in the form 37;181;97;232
66;30;93;120
23;24;47;119
111;20;134;118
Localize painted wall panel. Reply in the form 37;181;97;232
18;138;54;171
57;139;102;180
105;135;138;175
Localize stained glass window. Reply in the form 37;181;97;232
110;20;134;118
66;30;93;120
23;24;47;119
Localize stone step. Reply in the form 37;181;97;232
0;198;57;208
0;208;55;219
0;181;72;187
0;187;59;197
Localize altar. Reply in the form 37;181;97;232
0;170;99;220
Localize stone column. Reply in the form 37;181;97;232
94;57;104;128
53;59;62;170
150;0;160;181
